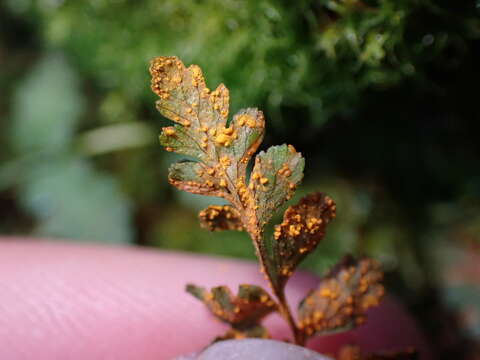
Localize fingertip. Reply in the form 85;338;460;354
0;239;432;359
0;240;313;359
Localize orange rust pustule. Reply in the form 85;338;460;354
150;56;230;133
150;56;186;99
274;192;337;281
298;256;384;337
151;56;270;246
162;126;176;136
188;284;278;329
168;177;225;198
199;205;245;232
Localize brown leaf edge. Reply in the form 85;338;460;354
186;283;278;341
198;205;245;232
298;256;385;339
270;192;337;292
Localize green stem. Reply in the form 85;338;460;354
275;290;305;346
250;233;305;345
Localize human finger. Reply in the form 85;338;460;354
0;238;431;359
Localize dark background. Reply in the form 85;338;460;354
1;1;479;358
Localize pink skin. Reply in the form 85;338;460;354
0;238;432;360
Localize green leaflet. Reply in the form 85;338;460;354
151;57;268;204
250;144;305;227
151;56;228;171
152;57;306;322
151;57;304;241
272;193;337;291
198;205;244;232
220;108;265;181
159;108;264;164
297;256;384;338
186;283;278;339
151;56;229;131
159;124;206;160
152;56;388;346
168;161;225;197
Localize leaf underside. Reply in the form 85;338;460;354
186;283;278;340
168;160;225;197
152;56;389;348
151;56;268;200
199;205;244;231
151;56;306;295
298;256;385;337
150;55;304;233
250;144;305;228
270;192;337;291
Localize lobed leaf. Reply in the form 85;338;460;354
159;124;206;160
298;256;384;337
152;57;314;311
151;56;229;134
168;161;226;197
151;57;268;207
199;205;244;232
220;108;265;181
272;193;337;290
186;283;278;330
337;345;418;360
250;144;305;227
151;56;231;187
151;56;304;237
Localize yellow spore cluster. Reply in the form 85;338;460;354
298;257;384;336
150;57;184;100
199;205;244;232
274;193;336;246
199;285;277;327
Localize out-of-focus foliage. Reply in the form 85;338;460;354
427;197;480;341
10;0;479;127
9;54;82;153
1;54;132;243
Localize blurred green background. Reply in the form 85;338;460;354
1;0;479;357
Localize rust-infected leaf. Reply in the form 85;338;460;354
272;193;337;290
250;144;304;227
159;124;206;160
150;57;303;273
168;161;226;197
152;58;344;340
151;57;269;209
337;345;419;360
221;108;265;180
199;205;245;232
186;284;278;330
150;56;232;198
151;56;229;132
298;256;385;338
